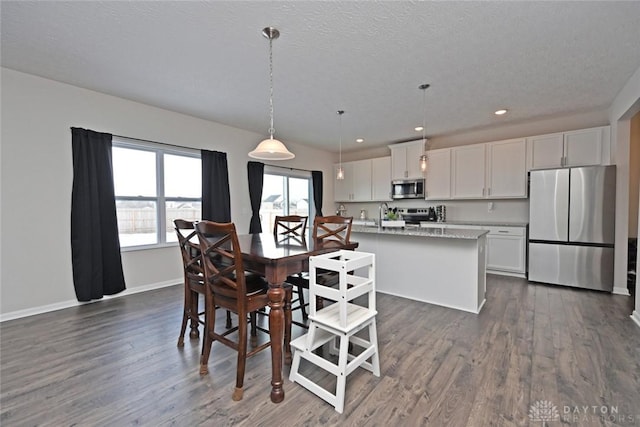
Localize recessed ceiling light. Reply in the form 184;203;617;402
356;138;364;143
494;109;508;115
414;126;424;132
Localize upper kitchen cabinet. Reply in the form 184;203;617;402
486;138;527;198
334;158;389;202
424;148;451;200
452;144;486;198
527;125;610;170
371;157;392;201
334;162;354;202
389;140;425;180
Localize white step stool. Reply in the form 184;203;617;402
289;250;380;413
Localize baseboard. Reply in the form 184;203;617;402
632;311;640;329
613;286;631;296
0;279;181;323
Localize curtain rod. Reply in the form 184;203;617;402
112;134;192;151
264;164;314;173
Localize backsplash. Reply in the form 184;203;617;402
336;199;529;223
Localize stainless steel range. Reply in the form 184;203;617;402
399;208;437;225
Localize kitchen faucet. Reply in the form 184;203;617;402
378;202;389;225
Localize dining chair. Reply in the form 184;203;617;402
273;216;310;323
285;216;354;324
195;220;292;401
273;215;308;245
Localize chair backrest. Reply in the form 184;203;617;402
312;216;353;246
174;219;203;284
274;215;308;245
195;221;246;300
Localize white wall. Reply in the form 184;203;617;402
609;64;640;297
0;68;336;318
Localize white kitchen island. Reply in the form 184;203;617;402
351;225;488;314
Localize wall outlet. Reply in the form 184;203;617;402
488;202;494;212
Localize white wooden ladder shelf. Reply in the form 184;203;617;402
289;250;380;413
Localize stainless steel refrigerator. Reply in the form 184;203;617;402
528;165;616;291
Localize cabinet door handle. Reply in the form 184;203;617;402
488;187;491;196
482;188;485;196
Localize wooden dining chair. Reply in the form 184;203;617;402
273;216;309;323
273;215;308;245
175;219;232;347
195;220;292;401
285;216;354;324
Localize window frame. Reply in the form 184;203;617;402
112;137;201;251
261;166;315;234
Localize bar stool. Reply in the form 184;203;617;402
289;250;380;413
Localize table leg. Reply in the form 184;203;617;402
267;281;285;403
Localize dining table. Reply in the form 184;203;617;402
236;232;357;403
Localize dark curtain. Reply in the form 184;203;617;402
201;150;231;222
312;170;324;216
247;161;264;233
70;127;126;301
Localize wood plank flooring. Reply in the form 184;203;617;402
1;275;639;426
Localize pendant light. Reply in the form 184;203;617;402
336;110;345;180
249;27;295;160
418;83;430;172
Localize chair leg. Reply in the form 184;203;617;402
199;293;215;376
335;333;350;414
297;284;308;320
234;310;248;401
284;287;293;364
177;283;190;347
189;290;200;339
250;312;258;347
225;310;233;329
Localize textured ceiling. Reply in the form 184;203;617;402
2;1;640;153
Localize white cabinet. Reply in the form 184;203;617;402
352;159;372;201
371;157;392;201
334;162;354;202
334;157;389;202
452;144;486;198
486;138;527;198
485;226;526;275
389;140;425;180
527;126;610;170
419;223;527;276
563;126;608;167
425;148;451;200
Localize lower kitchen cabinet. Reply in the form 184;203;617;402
420;223;527;277
485;226;526;276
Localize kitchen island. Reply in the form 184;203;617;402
351;225;488;314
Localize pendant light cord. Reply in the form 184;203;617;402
339;111;343;167
268;36;275;139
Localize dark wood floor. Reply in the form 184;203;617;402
2;275;639;426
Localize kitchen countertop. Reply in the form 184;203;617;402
351;225;488;240
421;221;528;227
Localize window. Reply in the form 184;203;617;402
260;167;313;234
112;138;201;249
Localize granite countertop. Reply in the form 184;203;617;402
351;225;488;240
441;220;528;227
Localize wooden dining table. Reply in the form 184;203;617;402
235;232;357;403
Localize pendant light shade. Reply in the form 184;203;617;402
418;83;430;172
336;110;345;180
249;27;295;160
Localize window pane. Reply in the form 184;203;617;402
164;154;201;198
289;177;310;217
260;174;285;233
113;147;156;196
116;200;157;246
165;201;202;242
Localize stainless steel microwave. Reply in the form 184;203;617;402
391;179;425;199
